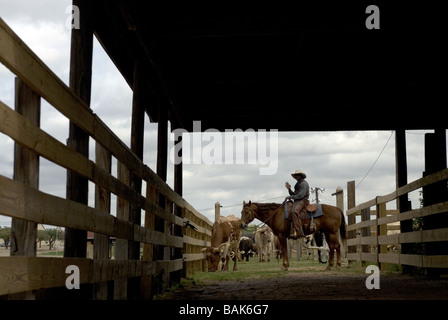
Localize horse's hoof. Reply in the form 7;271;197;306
325;265;332;271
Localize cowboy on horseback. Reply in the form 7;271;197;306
285;169;310;239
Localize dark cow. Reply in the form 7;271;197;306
239;236;254;261
203;215;242;272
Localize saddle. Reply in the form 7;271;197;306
284;202;319;218
306;203;318;213
300;203;323;220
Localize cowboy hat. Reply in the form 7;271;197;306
291;170;306;179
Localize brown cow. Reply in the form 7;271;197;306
203;215;242;272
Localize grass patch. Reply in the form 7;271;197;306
188;258;325;284
38;250;64;256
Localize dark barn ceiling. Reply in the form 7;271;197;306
92;1;448;131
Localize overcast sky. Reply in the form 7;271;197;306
0;1;446;227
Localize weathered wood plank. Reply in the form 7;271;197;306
0;101;183;227
347;168;448;216
0;175;184;248
0;257;157;296
183;253;206;262
183;235;211;247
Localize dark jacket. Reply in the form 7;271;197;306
288;179;310;201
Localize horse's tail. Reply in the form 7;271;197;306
338;208;347;239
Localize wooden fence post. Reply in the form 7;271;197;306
360;207;371;266
347;181;356;261
377;202;387;270
215;202;221;221
334;186;346;259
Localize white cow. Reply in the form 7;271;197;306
254;225;274;262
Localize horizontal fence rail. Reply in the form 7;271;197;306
346;167;448;269
0;18;212;299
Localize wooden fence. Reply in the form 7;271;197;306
346;168;448;269
0;18;212;299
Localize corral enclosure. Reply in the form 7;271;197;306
0;13;212;299
1;1;448;300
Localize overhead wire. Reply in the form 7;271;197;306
355;131;394;188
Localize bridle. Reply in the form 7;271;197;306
242;201;285;228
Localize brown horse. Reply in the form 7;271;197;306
240;201;347;271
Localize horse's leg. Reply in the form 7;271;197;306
334;233;342;269
278;234;289;270
324;232;334;270
325;233;341;270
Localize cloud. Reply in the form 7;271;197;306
0;0;70;23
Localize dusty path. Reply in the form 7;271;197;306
165;269;448;300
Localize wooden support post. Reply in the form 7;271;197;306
157;103;168;182
114;161;130;299
10;78;40;300
127;61;145;299
65;0;93;260
423;129;448;277
93;143;111;300
154;104;168;249
395;129;413;273
172;124;183;283
64;0;93;299
154;102;169;293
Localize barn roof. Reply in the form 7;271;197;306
91;1;448;131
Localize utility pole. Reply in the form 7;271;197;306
331;186;344;212
311;187;325;203
215;201;222;221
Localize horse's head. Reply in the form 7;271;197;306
240;201;255;228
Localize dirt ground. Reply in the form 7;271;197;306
165;267;448;300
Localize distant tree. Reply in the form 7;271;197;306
0;227;11;249
37;228;64;250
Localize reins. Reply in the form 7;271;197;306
253;200;286;228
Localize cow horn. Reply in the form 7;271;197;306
218;242;228;253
